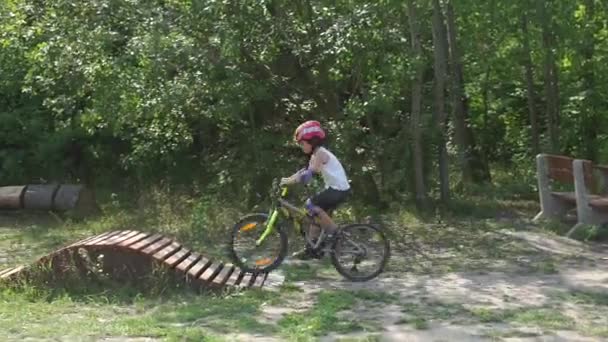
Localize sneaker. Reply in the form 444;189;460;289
322;229;339;245
291;246;322;260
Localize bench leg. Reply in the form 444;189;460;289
533;211;546;222
532;199;572;223
534;154;572;222
565;222;585;238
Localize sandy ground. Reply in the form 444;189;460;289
247;229;608;341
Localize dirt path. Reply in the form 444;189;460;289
247;229;608;341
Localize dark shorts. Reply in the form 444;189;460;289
310;187;350;214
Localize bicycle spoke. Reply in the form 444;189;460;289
230;214;286;272
331;224;390;281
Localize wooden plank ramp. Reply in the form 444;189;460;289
0;230;282;291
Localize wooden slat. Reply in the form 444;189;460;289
263;272;285;289
545;154;575;183
211;264;235;287
590;196;608;210
68;231;116;248
141;237;173;256
225;267;244;287
544;154;594;187
551;192;577;203
152;242;181;262
67;235;100;247
97;230;137;246
239;272;255;288
175;253;201;273
0;267;16;278
164;248;190;268
109;230;143;246
84;231;126;246
252;272;267;288
35;252;57;265
187;257;211;278
129;234;163;251
594;164;608;172
117;232;151;247
0;266;24;279
198;262;222;283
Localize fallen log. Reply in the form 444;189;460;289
0;186;26;209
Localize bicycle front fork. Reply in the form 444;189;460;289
256;209;279;246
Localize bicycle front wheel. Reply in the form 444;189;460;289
330;223;390;282
229;213;288;273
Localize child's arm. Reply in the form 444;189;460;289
280;169;305;185
308;149;329;173
280;150;329;186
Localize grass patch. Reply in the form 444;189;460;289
336;335;382;342
470;307;510;323
400;300;577;333
484;329;541;339
470;306;574;330
278;290;365;341
350;289;399;304
553;289;608;306
531;259;559;274
149;290;279;334
412;317;429;330
401;301;468;322
510;308;573;329
278;282;303;293
282;263;318;282
585;325;608;337
0;283;278;341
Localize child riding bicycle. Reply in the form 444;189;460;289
279;120;351;259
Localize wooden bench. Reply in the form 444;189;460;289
533;153;608;237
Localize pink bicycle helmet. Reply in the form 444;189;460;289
294;120;326;142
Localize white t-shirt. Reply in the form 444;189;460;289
309;147;350;191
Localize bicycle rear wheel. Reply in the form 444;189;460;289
330;223;390;282
229;213;288;273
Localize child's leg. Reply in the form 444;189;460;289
291;190;347;260
307;188;349;238
309;207;338;234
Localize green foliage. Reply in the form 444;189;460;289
1;0;607;210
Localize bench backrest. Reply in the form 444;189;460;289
543;154;594;189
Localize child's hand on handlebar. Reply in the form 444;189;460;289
280;168;306;186
279;177;295;187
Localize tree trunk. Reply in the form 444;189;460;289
582;0;597;160
432;0;450;203
480;0;496;141
445;0;491;184
407;0;428;209
538;0;560;153
521;13;540;156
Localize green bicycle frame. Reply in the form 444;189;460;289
255;187;287;246
255;186;307;246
